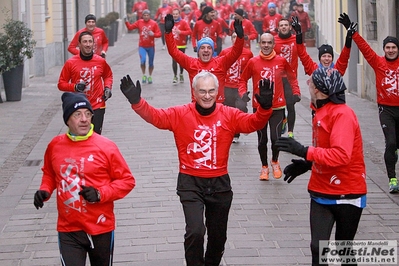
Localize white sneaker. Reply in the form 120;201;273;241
232;137;239;143
162;45;166;50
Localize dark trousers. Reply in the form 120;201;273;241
282;77;296;132
255;108;285;165
177;174;233;266
172;48;186;76
224;87;248;138
159;23;165;45
310;200;362;266
216;37;222;55
253;21;263;42
58;230;114;266
92;108;105;135
378;104;399;179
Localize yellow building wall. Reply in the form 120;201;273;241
0;0;13;33
45;0;54;44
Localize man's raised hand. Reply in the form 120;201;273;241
120;75;141;104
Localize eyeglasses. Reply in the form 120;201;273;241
197;89;217;96
71;110;93;120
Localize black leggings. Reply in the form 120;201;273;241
253;21;263;42
58;230;114;266
310;200;363;266
159;23;165;45
378;104;399;179
92;108;105;135
172;48;186;76
255;108;285;165
282;77;297;132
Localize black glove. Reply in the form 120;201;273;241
193;46;197;53
276;137;308;158
233;19;244;39
34;190;50;209
291;16;302;44
283;159;312;183
120;75;141;104
293;94;301;103
103;87;112;101
345;22;357;48
101;52;106;58
164;14;174;33
291;16;302;34
338;13;351;30
241;91;250;102
79;185;100;203
255;78;274;110
75;82;86;92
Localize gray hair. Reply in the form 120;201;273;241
192;71;219;90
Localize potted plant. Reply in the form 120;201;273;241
0;18;36;101
106;12;120;43
97;16;114;47
305;21;317;47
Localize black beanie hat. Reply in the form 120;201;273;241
234;8;244;17
383;36;399;49
200;6;214;19
85;14;96;23
62;92;93;125
318;44;334;60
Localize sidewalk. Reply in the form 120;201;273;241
0;32;398;265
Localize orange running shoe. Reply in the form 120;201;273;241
271;160;282;179
259;166;269;181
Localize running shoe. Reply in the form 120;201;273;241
142;75;147;84
173;76;178;84
148;76;153;84
259;166;269;181
287;131;294;138
389;178;399;193
232;136;239;143
271;160;282;179
180;74;184;83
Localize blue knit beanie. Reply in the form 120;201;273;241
268;2;276;9
197;37;214;54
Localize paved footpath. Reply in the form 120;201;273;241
0;30;398;266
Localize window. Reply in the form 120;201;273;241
366;0;377;40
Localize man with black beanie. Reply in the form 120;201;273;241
345;12;399;193
191;6;222;54
228;8;257;49
68;14;109;58
33;92;135;266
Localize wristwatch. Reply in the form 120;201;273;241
96;189;101;202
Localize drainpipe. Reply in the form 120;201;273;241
63;0;68;63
